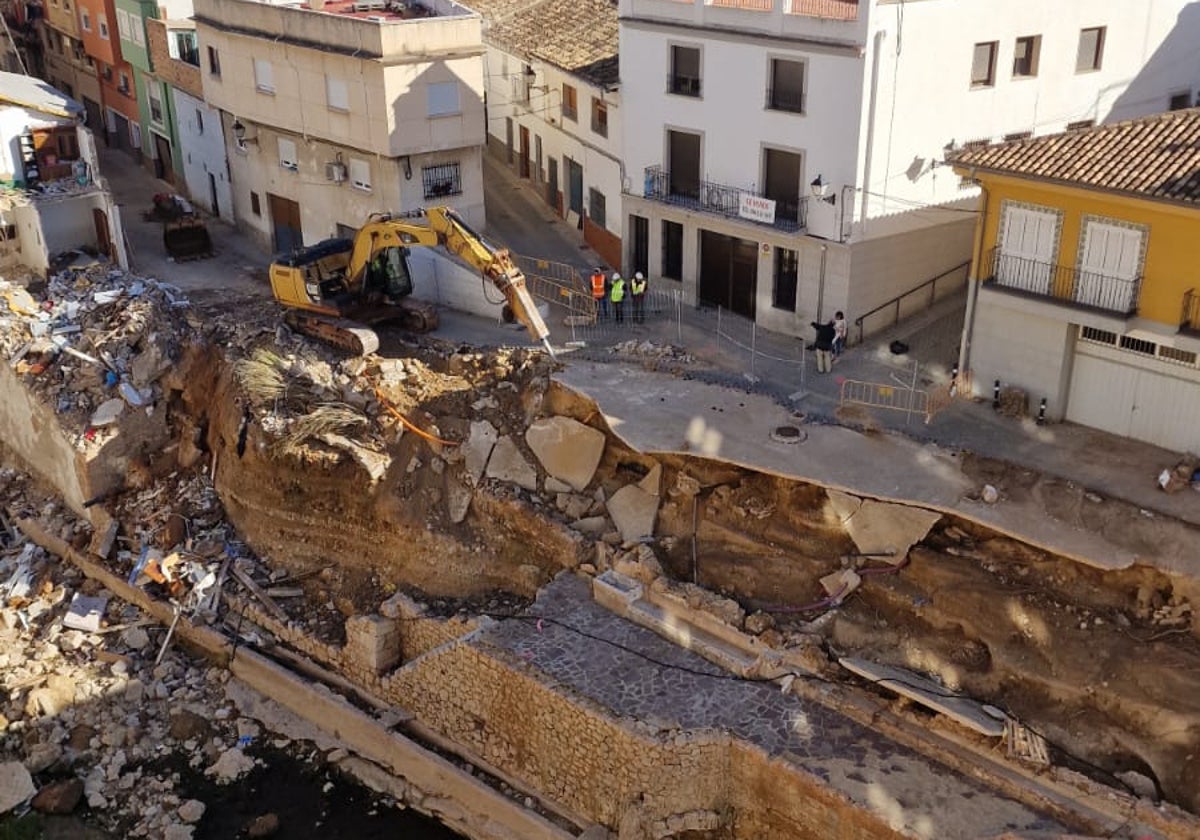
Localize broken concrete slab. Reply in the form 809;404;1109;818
63;593;108;632
606;484;659;544
637;463;663;497
826;490;941;561
462;421;499;486
839;657;1006;737
524;416;606;492
0;761;36;814
545;476;572;494
819;569;861;603
90;398;126;428
572;516;609;536
485;436;538;492
318;433;390;482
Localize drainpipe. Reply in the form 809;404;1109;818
957;171;988;391
816;243;828;323
859;29;886;239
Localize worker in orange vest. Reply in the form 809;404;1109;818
590;267;609;321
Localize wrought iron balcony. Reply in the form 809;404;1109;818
984;247;1139;317
642;165;807;232
1182;288;1200;336
667;74;701;97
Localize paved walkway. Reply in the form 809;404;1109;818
477;576;1066;839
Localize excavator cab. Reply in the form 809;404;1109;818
364;246;414;303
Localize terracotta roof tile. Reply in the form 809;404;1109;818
950;108;1200;206
464;0;618;88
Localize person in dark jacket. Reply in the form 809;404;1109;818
811;319;836;373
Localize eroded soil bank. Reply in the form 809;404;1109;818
1;266;1198;833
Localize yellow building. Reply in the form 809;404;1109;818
952;108;1200;453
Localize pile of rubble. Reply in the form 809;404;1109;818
0;512;275;839
610;339;695;365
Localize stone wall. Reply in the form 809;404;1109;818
383;639;911;838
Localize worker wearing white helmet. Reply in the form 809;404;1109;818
630;271;647;323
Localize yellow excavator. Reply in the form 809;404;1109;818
268;207;552;356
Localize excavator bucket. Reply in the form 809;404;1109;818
163;218;214;261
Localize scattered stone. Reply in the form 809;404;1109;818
178;799;207;823
24;742;63;774
606;484;660;544
462;420;499;486
744;611;775;635
207;747;255;784
169;709;211;743
246;812;281;837
981;484;1000;504
544;476;572;494
122;625;150;650
90;398;126;427
572;516;609;536
524;416;606;492
0;762;37;814
1116;770;1159;801
443;477;473;524
485;436;538;491
31;777;84;815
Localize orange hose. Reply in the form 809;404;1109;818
373;387;460;447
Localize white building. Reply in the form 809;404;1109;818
619;0;1200;340
0;72;128;274
194;0;489;254
471;0;622;268
172;87;233;222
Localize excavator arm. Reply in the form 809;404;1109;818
345;209;553;355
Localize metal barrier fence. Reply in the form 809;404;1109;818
837;360;953;424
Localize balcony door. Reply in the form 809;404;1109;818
1076;221;1142;312
763;148;801;226
668;130;700;200
997;204;1058;294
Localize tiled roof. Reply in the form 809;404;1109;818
950;108;1200;206
464;0;618;88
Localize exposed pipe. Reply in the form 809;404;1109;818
957;173;989;390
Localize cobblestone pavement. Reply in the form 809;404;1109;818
477;576;1065;839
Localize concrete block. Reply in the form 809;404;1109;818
345;615;401;675
462;420;499;486
524;416;606;492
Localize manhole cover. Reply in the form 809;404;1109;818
770;425;807;444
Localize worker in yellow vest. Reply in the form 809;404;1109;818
610;272;626;323
630;271;647;323
590;267;609;321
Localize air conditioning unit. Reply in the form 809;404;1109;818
325;161;347;183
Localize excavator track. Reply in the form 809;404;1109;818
284;311;380;356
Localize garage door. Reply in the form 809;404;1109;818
1067;337;1200;453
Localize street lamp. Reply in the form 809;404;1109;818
810;174;836;205
232;118;257;146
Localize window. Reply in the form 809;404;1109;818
422;163;462;199
129;121;141;149
591;98;608;137
207;45;221;77
773;247;798;311
98;16;109;39
512;64;532;104
561;84;577;121
278;137;298;171
131;21;143;46
349;157;371;191
250;192;262;216
254;59;274;94
81;9;90;31
326;76;349;112
1012;35;1040;78
662;220;683;280
971;42;997;88
101;63;113;82
148;85;163;124
115;9;130;40
1076;27;1105;73
669;45;701;97
1169;92;1193;111
171;31;199;66
767;58;805;113
588;188;606;228
118;72;130;95
426;81;460;117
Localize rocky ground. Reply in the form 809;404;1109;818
1;258;1198;835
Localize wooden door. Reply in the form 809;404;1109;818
519;125;530;178
92;207;111;257
267;193;303;254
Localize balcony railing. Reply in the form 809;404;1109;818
667;74;701;97
765;87;805;113
643;165;807;232
985;247;1139;316
1182;288;1200;335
